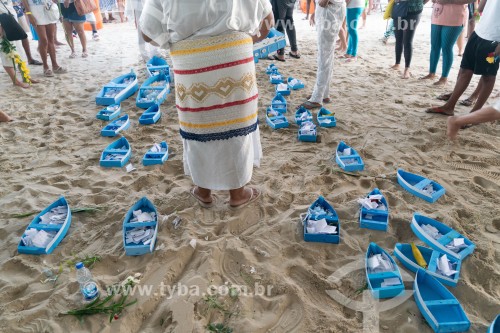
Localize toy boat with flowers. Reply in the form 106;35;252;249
271;93;287;113
101;114;130;137
359;188;389;231
397;169;445;203
253;28;286;62
136;73;170;109
96;104;121;121
123;197;158;255
365;242;404;299
146;56;170;77
288;77;304;90
143;142;169;166
317;108;336;128
335;141;364;172
100;137;132;168
270;72;283;84
96;70;139;106
303;196;340;244
266;107;289;129
298;121;317;142
275;82;291;96
18;196;72;255
139;104;161;125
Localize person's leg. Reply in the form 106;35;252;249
305;0;312;19
402;14;421;78
361;7;366;28
337;24;347;53
470;75;496;112
272;0;286;59
346;8;355;56
447;106;500;139
0;110;13;122
437;25;464;85
456;21;466;56
45;23;61;70
392;17;404;70
229;187;260;207
62;20;76;56
427;68;474;115
346;7;362;58
422;24;441;80
73;22;88;56
285;5;299;55
466;78;482;102
35;25;50;71
3;66;29;88
53;24;65;46
192;186;213;204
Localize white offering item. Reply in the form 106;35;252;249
342;148;352;156
289;78;299;86
381;278;401;287
126;164;136;173
436;255;458;276
421;224;442;240
277;83;288;91
189;239;197;249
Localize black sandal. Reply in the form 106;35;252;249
289;52;301;59
268;54;285;62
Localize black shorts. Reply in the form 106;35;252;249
461;32;500;76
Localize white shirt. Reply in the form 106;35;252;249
475;0;500;41
347;0;365;8
139;0;272;49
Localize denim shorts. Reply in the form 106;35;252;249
60;2;86;22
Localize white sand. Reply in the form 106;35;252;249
0;7;499;333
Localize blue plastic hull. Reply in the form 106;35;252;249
136;73;170;109
139;104;161;125
295;107;313;126
96;104;121;121
271;94;287;114
146;56;170;77
335;141;364;172
100;137;132;168
397;169;445;203
317;108;336;128
359;188;389;231
101;115;130;137
411;213;475;260
488;314;500;333
123;197;158;255
266;115;289;129
253;28;286;61
96;71;139;106
303;196;340;244
143;142;168;166
414;270;470;333
288;77;304;90
18;196;72;255
365;242;404;299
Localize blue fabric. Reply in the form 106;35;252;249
429;24;464;78
180;122;258;142
346;7;363;57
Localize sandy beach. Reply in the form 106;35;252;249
0;6;499;333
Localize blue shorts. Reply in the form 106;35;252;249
61;2;86;22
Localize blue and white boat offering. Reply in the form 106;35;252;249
96;70;139;106
18;197;72;255
143;142;169;166
266;63;278;75
271;93;287;113
96;104;121;121
335;141;364;172
253;28;286;62
287;77;304;90
136;73;170;109
411;213;475;260
266;107;289;129
295;106;313;125
139;104;161;125
298;121;317;142
123;197;158;256
366;242;404;299
270;73;283;84
146;56;170;77
101;114;130;137
359;188;389;231
317;108;336;128
414;270;470;333
489;314;500;333
303;196;340;244
275;82;291;96
100;137;132;168
397;169;445;203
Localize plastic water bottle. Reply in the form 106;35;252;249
75;262;99;301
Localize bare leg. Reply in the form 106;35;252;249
45;24;60;69
470;75;496;112
73;22;87;55
35;25;49;70
193;186;213;204
62;21;76;54
21;38;34;63
447;106;500;140
456;27;465;56
428;68;474;115
229;187;259;207
0;111;12;122
361;8;366;28
3;66;29;88
54;24;65;45
467;78;482;101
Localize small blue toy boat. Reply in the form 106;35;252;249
317;108;336;128
136;73;170;109
359;188;389;231
100;137;132;168
253;28;286;62
270;73;283;84
96;104;121;121
275;82;291;96
397;169;445;203
139;104;161;125
146;56;170;77
304;196;340;244
266;107;289;129
298;121;317;142
266;64;278;75
101;114;130;137
143;142;168;166
335;141;364;172
18;196;72;255
411;213;475;260
365;242;404;299
123;197;158;255
288;77;304;90
414;269;470;333
295;106;313;126
393;243;462;287
488;314;500;333
96;70;139;106
271;93;287;113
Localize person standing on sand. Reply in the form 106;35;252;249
447;99;500;139
390;0;428;79
420;0;473;86
268;0;301;61
299;0;346;109
140;0;273;209
426;0;500;116
343;0;364;62
304;0;313;19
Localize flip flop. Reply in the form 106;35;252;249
44;69;54;77
53;66;67;74
190;187;215;208
268;54;285;62
459;98;475;107
289;52;301;59
436;93;452;101
300;101;322;109
307;95;331;103
28;59;42;65
425;107;454;116
229;187;261;210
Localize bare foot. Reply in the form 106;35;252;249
192;186;213;204
420;73;436;80
346;57;358;62
14;80;30;88
402;68;411;79
0;111;12;122
390;64;400;70
229;187;260;208
30;78;40;84
446;116;460;140
433;77;448;86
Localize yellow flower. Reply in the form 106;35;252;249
486;56;495;64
